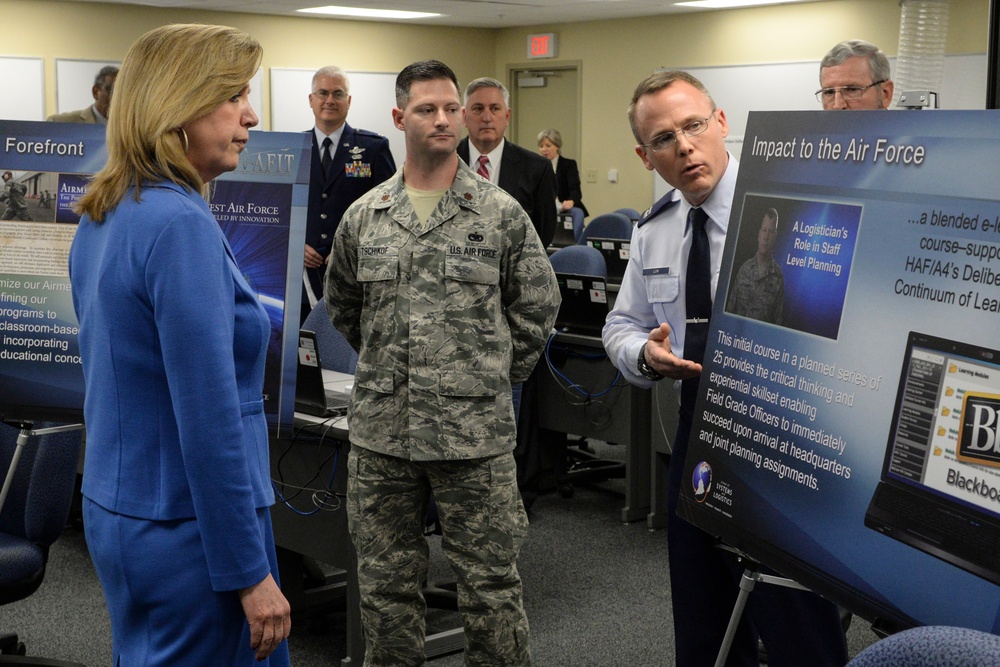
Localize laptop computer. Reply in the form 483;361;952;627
553;272;609;336
865;331;1000;585
585;237;630;284
294;329;353;418
549;212;577;248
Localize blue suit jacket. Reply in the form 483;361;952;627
69;181;274;591
305;124;395;297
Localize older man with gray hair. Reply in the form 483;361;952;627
818;39;894;110
304;64;395;318
458;77;557;246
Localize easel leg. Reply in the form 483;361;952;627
0;429;30;514
714;567;758;667
712;552;813;667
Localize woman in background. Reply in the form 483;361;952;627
537;128;589;217
69;24;290;666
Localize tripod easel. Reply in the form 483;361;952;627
714;549;810;667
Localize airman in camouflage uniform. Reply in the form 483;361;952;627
325;60;559;667
1;171;31;221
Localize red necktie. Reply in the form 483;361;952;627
476;155;490;179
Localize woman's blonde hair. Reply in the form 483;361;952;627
77;24;262;222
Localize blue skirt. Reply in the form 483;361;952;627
83;498;290;667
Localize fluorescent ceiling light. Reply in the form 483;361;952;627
674;0;811;8
298;5;441;19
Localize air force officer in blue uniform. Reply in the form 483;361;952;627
304;66;395;312
603;71;847;667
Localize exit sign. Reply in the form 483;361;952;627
527;33;558;59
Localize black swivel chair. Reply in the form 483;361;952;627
544;245;626;496
0;421;84;666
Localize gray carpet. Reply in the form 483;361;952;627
4;456;880;665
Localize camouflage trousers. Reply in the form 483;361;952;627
348;446;531;667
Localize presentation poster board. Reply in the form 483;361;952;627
0;121;309;433
679;109;1000;633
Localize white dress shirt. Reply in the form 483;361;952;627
468;138;505;185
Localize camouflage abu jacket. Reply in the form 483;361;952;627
325;160;560;461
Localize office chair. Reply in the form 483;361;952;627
0;421;84;666
614;207;641;223
302;297;358;374
578;211;633;246
569;206;586;243
846;625;1000;666
546;246;625;495
549;243;607;278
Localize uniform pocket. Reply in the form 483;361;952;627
644;272;680;304
356;249;399;282
444;252;500;285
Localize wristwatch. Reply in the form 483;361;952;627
637;343;664;381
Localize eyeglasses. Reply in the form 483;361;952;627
815;80;886;104
642;110;716;153
312;89;348;101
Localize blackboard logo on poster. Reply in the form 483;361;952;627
958;392;1000;467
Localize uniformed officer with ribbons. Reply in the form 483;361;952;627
303;65;395;315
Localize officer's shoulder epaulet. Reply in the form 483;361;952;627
354;127;385;139
636;190;680;228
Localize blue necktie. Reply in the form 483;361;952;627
321;137;333;179
681;206;711;408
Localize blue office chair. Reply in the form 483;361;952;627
569;206;586;243
579;212;633;246
846;625;1000;666
0;422;83;665
614;207;641;223
546;244;621;495
302;297;358;374
549;243;607;278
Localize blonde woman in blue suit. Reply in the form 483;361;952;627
69;24;290;666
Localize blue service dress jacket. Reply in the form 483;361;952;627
305;123;396;298
69;180;275;592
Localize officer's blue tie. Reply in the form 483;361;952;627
321;137;333;179
681;206;711;409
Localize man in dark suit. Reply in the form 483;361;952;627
305;65;396;317
458;77;557;247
